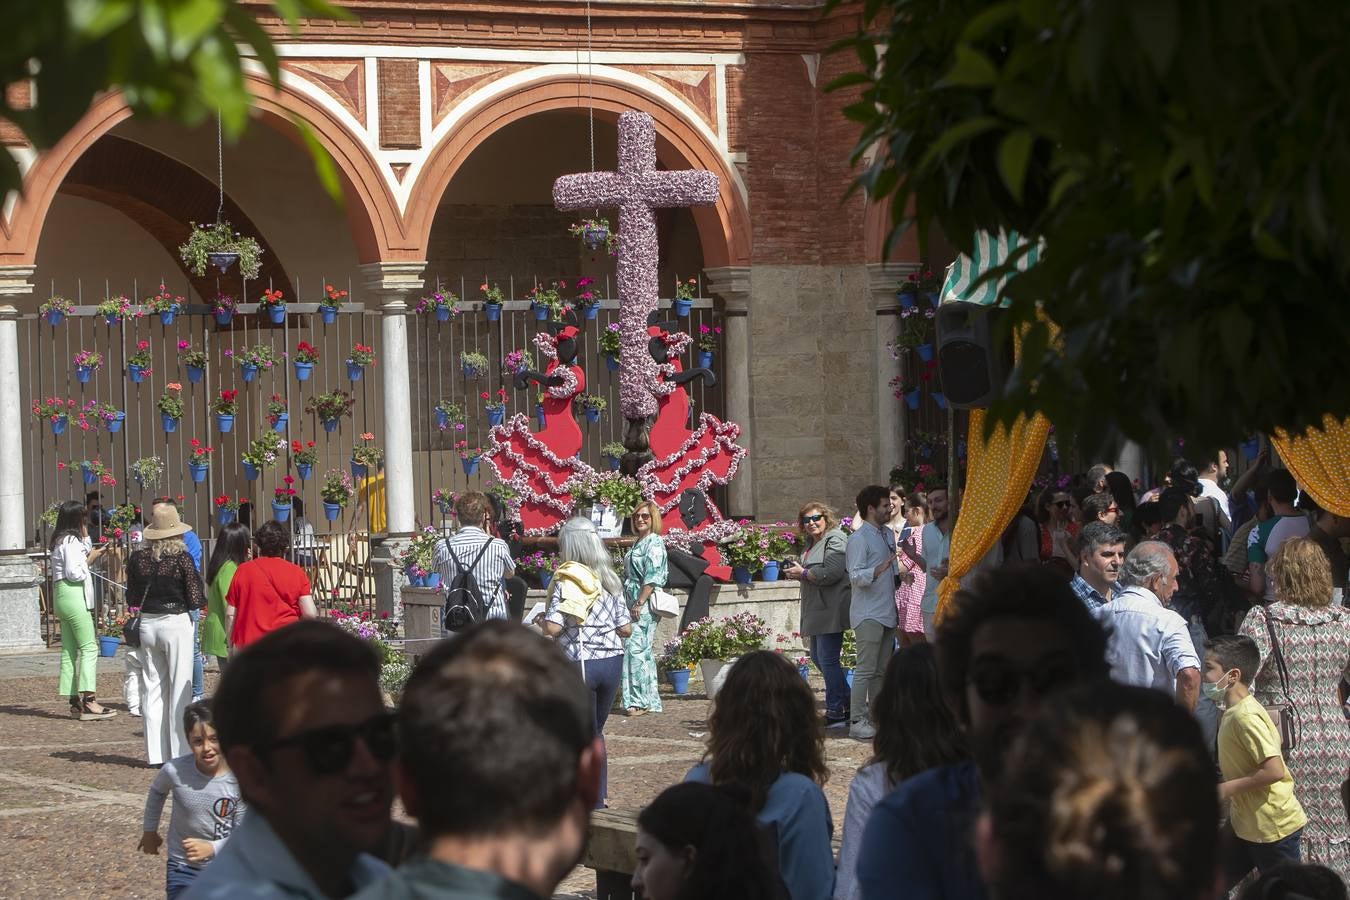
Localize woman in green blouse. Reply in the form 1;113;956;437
621;500;668;716
202;523;250;668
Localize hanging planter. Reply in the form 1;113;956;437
581;301;600;320
217;506;237;527
897;287;917;309
40;296;72;327
179;220;263;280
486;407;505;427
296;462;313;481
460;351;488;381
319;284;347;325
184;365;203;384
75;366;93;384
209;251;240;273
904;389;921;411
106;411;126;433
535;403;546;429
933;392;947;410
605;354;619;372
568;217;616;253
258;288;286;324
672;277;698;317
697;350;714;369
188;462;209;484
323;501;341;521
161;414;180;433
80;464;97;486
242;461;260;481
461;456;480;476
916;343;934;363
271;500;292;523
323;418;339;433
240;363;258;383
1240;437;1261;460
293;362;314;381
50;416;67;436
271;412;289;433
216;414;235;433
350;459;368;480
127;364;146;384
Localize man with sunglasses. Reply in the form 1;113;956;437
845;485;901;740
184;621;395;899
856;564;1111;900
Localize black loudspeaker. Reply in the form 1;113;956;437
935;301;1009;409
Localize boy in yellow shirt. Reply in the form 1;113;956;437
1205;634;1306;890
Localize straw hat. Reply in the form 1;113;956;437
143;504;192;540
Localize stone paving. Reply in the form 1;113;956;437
0;648;870;899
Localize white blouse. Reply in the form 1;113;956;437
51;536;90;584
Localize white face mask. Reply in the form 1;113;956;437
1201;673;1232;703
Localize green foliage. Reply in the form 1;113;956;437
179;221;262;279
830;0;1350;455
678;612;773;662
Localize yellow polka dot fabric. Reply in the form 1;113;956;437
1271;415;1350;517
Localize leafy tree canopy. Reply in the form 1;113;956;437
830;0;1350;458
1;0;351;199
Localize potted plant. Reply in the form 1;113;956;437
32;397;72;435
318;283;348;325
601;441;626;472
575;277;600;319
172;340;207;384
72;349;102;383
146;283;184;325
320;468;355;521
568;471;642;537
678;612;772;698
241;431;284;480
526;281;568;321
513;549;558;590
270;476;297;522
892;305;936;362
40;295;73;327
695;324;721;368
258;287;286;324
599;322;621;370
123;340;151;383
479;282;505;322
568;216;615;253
460;350;489;380
416;289;459;322
233;343;278;382
351;432;383;479
214;494;242;526
482;389;508;426
211;291;237;326
672;276;698;317
266;393;289;432
433;398;465;432
455;440;483;476
187;439;213;483
210;389;239;433
578;393;606;424
77;458;114;487
97;609;127;656
306;389;356;432
346;342;375;381
501;347;528;376
130;456;164;490
723;522;797;583
487;480;518;513
95;294;139;326
293;341;320;380
432;488;456;516
398;527;442;587
84;400;125;433
179;220;263;279
291;440;318;480
157;383;184;433
658;637;694;694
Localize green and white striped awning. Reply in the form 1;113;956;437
941;230;1041;307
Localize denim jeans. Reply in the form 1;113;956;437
809;632;849;719
577;654;624;806
187;608;204;700
1222;825;1302;890
165;857;201;898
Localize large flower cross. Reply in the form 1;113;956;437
552;111;719;419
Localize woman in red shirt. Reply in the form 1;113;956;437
225;520;317;649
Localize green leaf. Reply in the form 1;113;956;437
166;0;226;58
960;2;1020;42
67;0;135;40
997;129;1034;203
224;5;281;83
941;45;999;88
916;117;1002;172
1129;0;1179;76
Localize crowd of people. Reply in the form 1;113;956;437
43;454;1349;899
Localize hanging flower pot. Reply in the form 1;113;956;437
486;407;505;427
605;354;619;372
217;507;236;527
1241;437;1261;460
915;343;934;363
267;305;286;325
296;462;313;481
81;464;96;486
271;501;291;523
697;350;713;369
346;362;363;382
161;414;179;433
323;501;342;521
933;392;947;410
904;389;920;411
535;403;546;429
214;310;233;326
208;251;240;274
666;667;691;694
435;305;451;323
320;307;338;325
105;315;120;327
672;297;692;317
128;364;146;384
582;224;610;250
188;462;208;484
75;366;93;384
242;462;259;481
45;310;64;327
159;306;179;326
216;413;234;434
271;413;289;433
293;362;314;381
106;411;126;433
582;302;599;321
185;365;204;385
531;302;549;321
350;459;368;480
484;302;502;323
897;288;916;310
461;456;480;477
604;454;621;472
584;407;601;424
434;408;449;430
926;291;940;307
50;416;67;436
323;418;339;433
240;363;258;383
760;561;781;582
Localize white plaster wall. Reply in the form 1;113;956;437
33;195;186;304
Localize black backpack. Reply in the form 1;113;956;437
442;539;492;632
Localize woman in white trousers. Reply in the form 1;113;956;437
125;506;205;766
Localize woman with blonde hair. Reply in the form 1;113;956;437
786;500;851;726
125;504;205;766
622;499;668;717
1239;537;1350;881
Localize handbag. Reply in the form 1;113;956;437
1260;607;1299;751
122;582;148;649
650;588;679;619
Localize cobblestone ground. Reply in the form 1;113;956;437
0;649;870;899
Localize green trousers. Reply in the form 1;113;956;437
55;580;97;696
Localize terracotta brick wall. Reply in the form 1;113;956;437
377;59;421;149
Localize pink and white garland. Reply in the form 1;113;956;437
638;413;746;511
484;415;596;536
531;332;579;400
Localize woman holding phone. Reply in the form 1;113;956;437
786;500;851;726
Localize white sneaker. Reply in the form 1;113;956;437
129;709;142;717
850;720;876;740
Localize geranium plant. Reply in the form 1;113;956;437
82;400;122;426
352;433;384;468
321;468;356;506
598;322;621;357
95;295;138;321
177;340;208;369
460;350;489;378
453;440;483;461
433;399;465;432
210;389;239;416
432;488;457;513
40;296;73;316
72;349;103;371
306;390;355;421
239;344;279;369
156;384;185;420
527;281;569;319
106;503;141;540
723;522;799;570
320;283;348;310
347;343;376;367
578;394;606;413
294;341;320;364
211;292;237;317
179;221;263;279
696;324;721;353
291;440;319;466
575;276;599;306
678;612;773;662
214;495;242;513
674;276;699;301
146;283;183;313
569;471;643;517
273;475;297;507
479;282;505;306
482;389;508;412
77;458;116;486
130;456;164;489
128;340;153;370
32;397;73;426
266;393;288;425
257;287;285;310
568;216;616;253
242;431;284;468
415;290;459;316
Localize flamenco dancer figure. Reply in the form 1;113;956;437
485;324;594;535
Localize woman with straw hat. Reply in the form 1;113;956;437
126;503;205;766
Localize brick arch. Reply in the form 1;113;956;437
404;78;750;268
1;74;404;267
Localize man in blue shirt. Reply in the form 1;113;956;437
844;485;900;740
857;564;1112;900
1070;521;1125;612
154;497;204;701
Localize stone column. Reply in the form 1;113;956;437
360;261;425;620
0;266;43;652
704;266;754;518
868;263;916;482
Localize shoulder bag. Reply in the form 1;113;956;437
650;588;679;619
123;579;148;649
1260;606;1299;751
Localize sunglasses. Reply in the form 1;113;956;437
967;654;1078;707
801;514;825;524
632;512;652;520
259;712;397;776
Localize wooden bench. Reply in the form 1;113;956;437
584;808;640;900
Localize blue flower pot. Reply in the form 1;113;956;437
697;350;713;368
532;303;548;321
50;417;67;436
732;565;752;585
486;407;505;426
461;457;479;476
605;355;619;371
272;501;291;522
267;305;286;324
240;363;258;383
798;664;811;681
406;569;425;588
186;365;204;384
242;462;259;481
188;462;208;483
605;455;621;471
159;308;177;326
535;404;545;429
105;315;120;327
214;310;232;326
1241;438;1260;461
323;418;339;433
128;364;145;384
162;413;179;433
933;392;947;410
75;366;92;384
423;572;442;589
217;508;236;526
584;407;601;424
434;408;450;429
320;307;337;325
81;465;96;486
216;413;234;434
293;362;314;381
435;306;451;322
323;501;341;521
582;303;599;321
666;668;691;694
296;463;312;481
845;669;854;688
107;412;125;433
271;413;288;433
350;460;368;480
540;571;553;591
904;389;920;411
926;291;940;307
484;303;501;322
897;289;916;309
98;635;121;657
672;297;692;317
347;362;363;382
45;310;64;327
916;343;934;363
761;561;781;582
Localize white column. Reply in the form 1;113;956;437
704;266;754;518
0;266;42;652
868;263;915;482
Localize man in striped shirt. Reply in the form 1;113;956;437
433;492;516;625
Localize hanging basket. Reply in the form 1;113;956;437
582;225;610;251
208;251;240;274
